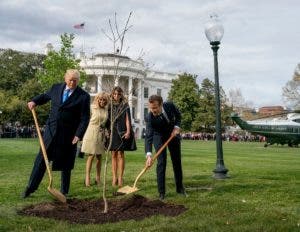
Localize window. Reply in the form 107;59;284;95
144;87;149;98
157;88;162;96
132;107;136;119
144;108;148;120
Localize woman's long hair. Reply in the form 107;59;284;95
111;86;126;103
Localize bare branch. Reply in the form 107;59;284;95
137;48;145;59
114;12;122;42
108;19;116;41
282;80;300;108
101;28;113;42
119;11;133;53
108;19;119;53
123;46;130;56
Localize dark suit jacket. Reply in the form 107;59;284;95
145;101;181;154
32;83;90;170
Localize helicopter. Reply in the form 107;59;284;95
231;112;300;147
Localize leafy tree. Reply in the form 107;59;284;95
0;90;9;124
0;49;44;124
0;49;44;94
192;78;232;132
221;100;234;128
192;78;215;132
36;33;86;91
0;89;23;124
168;73;200;131
17;78;49;125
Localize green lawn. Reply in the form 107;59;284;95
0;139;300;232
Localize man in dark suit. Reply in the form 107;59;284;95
145;95;185;200
22;69;90;198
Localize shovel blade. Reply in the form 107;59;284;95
117;185;139;194
47;187;67;203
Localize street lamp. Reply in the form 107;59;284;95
205;15;228;179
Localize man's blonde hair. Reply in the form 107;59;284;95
64;69;80;80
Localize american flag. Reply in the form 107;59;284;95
73;23;85;29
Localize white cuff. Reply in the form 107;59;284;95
146;152;152;157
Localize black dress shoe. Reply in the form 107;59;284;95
21;187;31;199
159;193;165;200
176;188;187;197
61;191;68;196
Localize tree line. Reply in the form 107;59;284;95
168;73;233;132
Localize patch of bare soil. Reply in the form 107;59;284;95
18;195;187;224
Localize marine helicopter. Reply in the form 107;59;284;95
231;112;300;147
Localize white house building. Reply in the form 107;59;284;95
79;52;178;138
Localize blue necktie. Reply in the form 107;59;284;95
62;89;70;103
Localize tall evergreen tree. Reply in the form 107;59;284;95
192;78;232;132
168;73;200;131
192;78;215;132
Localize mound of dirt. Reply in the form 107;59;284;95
19;195;187;224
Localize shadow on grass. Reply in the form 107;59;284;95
209;182;279;196
183;175;215;192
183;174;285;196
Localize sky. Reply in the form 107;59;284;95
0;0;299;108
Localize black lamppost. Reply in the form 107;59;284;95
205;15;228;179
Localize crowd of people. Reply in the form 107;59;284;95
1;125;266;143
0;124;40;138
181;132;266;142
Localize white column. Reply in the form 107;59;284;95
128;76;133;111
114;75;119;87
136;79;145;138
137;79;142;120
140;80;145;124
97;75;102;93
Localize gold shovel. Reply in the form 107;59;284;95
31;109;66;203
117;134;175;194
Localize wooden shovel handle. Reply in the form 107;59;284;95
149;133;176;167
132;133;176;188
31;108;52;183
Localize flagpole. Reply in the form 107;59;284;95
82;26;85;54
73;23;85;55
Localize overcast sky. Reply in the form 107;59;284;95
0;0;299;108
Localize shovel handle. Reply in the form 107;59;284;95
132;133;176;188
149;133;176;166
31;108;53;183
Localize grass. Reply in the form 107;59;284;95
0;138;300;231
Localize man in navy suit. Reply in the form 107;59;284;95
145;95;185;200
22;69;90;198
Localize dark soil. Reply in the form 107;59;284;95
19;195;187;224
